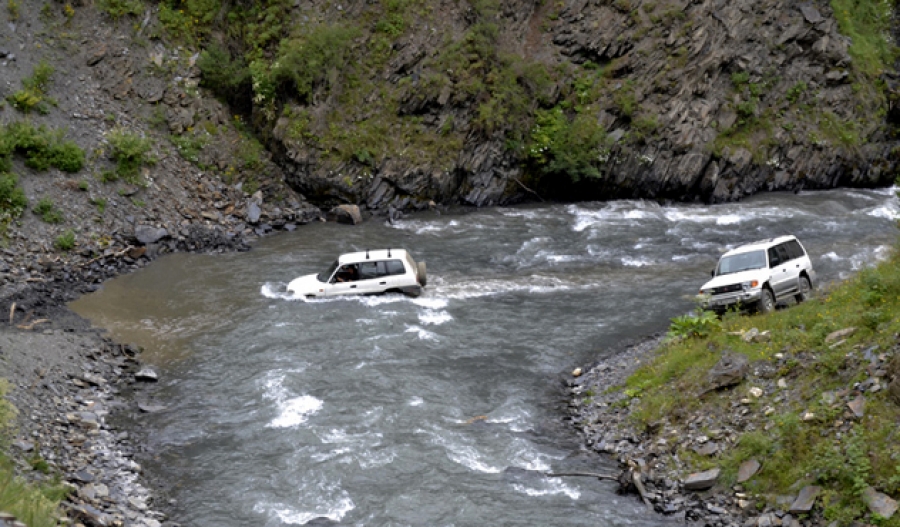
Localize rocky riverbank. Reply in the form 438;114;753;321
565;323;900;526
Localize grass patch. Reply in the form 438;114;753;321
831;0;897;78
32;198;63;224
54;230;75;251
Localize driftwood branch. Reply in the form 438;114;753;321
9;302;15;325
545;471;619;481
80;245;135;267
17;319;50;331
509;177;545;202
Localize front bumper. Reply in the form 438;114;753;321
701;289;763;310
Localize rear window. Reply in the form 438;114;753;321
384;260;406;276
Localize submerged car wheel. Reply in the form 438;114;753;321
795;276;811;304
756;288;775;314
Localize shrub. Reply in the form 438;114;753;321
97;0;143;19
33;198;63;224
666;309;721;340
528;107;609;182
272;24;360;103
0;122;84;173
169;132;210;164
0;173;27;226
197;43;252;107
54;230;75;251
7;60;54;114
106;128;154;181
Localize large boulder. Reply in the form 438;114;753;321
327;204;363;225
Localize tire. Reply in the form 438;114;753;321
795;276;811;304
756;288;775;314
417;261;427;287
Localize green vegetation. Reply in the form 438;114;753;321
54;230;75;251
0;121;85;173
33;198;63;224
105;127;154;182
6;0;19;21
831;0;897;78
169;132;211;164
0;173;27;230
622;236;900;524
97;0;143;19
7;60;55;114
528;106;609;182
0;380;68;527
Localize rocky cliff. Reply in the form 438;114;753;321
197;0;900;210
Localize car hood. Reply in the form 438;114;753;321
701;269;767;290
287;273;325;295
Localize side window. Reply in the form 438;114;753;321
358;262;379;280
785;240;805;260
776;244;791;263
385;260;406;276
768;247;781;267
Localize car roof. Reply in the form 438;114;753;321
338;249;410;264
722;235;798;256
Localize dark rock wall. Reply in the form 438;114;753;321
255;0;899;210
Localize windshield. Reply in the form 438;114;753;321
316;260;339;282
716;250;766;275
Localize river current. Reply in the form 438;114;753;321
70;188;899;526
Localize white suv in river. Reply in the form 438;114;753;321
699;235;815;314
288;249;426;298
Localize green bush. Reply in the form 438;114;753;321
272;24;359;103
169;132;210;164
528;107;609;182
106;127;154;181
54;230;75;251
97;0;143;19
197;43;252;106
7;60;54;114
0;122;84;173
666;309;721;340
0;173;27;226
33;198;63;224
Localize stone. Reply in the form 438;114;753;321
138;404;167;413
12;440;34;452
683;468;720;491
825;327;856;344
327;204;363;225
748;386;763;398
246;201;262;224
134;226;168;245
800;3;824;24
86;45;107;66
789;485;821;513
862;487;898;518
847;395;865;418
707;352;750;390
134;368;159;382
693;442;718;456
737;459;760;483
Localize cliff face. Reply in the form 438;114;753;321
205;0;900;211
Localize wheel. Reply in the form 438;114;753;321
756;288;775;314
795;276;811;304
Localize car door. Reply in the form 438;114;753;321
355;261;384;294
326;264;361;296
767;244;793;298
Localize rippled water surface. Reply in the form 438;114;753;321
71;188;899;526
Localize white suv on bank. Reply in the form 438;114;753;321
699;235;815;314
288;249;426;298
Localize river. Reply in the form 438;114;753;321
70;187;899;526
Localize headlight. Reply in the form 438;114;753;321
741;280;759;290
